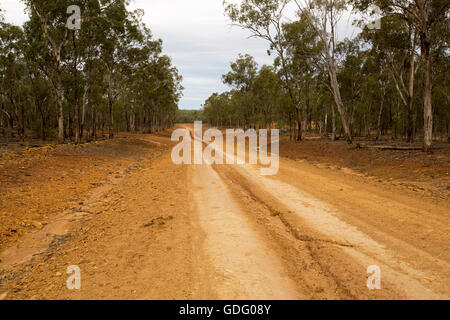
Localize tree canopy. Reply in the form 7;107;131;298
202;0;449;149
0;0;182;143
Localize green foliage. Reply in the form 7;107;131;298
176;110;204;123
0;1;182;142
222;54;258;92
204;0;449;143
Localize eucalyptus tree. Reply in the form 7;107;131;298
223;54;258;92
205;61;286;130
21;16;64;140
281;13;322;137
224;0;305;140
355;42;391;140
360;14;419;142
79;0;106;140
431;18;450;142
97;0;139;138
1;1;182;142
293;0;354;143
149;61;183;131
23;0;74;142
222;54;258;127
335;39;366;137
0;22;35;140
22;36;54;139
354;0;450;150
252;65;283;129
203;92;233;127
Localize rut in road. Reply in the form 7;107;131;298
226;163;447;300
188;160;302;299
194;129;449;299
1;132;448;300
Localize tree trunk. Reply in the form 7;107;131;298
296;107;302;142
331;104;336;141
74;101;80;144
130;107;136;132
31;4;66;143
55;66;65;143
447;122;450;143
376;89;386;141
67;104;73;140
19;103;25;141
406;50;415;143
327;60;352;142
303;83;310;137
422;34;433;152
288;113;293;142
74;87;80;144
87;63;93;141
108;70;114;139
349;99;356;138
0;103;5;137
81;88;86;140
91;106;96;140
322;9;352;143
72;33;80;145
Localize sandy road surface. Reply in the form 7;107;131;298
215;160;449;299
189;163;301;299
0;132;448;300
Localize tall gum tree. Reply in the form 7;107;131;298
24;0;72;143
281;14;322;138
360;14;420;142
294;0;354;143
224;0;305;140
353;0;450;151
98;0;135;138
222;54;258;128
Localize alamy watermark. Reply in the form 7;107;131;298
66;5;81;30
171;122;279;176
66;265;81;290
367;265;381;290
366;5;382;30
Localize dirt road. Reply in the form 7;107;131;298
0;132;448;300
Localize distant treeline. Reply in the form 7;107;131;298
0;1;182;143
203;0;449;151
176;110;204;124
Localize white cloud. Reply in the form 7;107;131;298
1;0;28;25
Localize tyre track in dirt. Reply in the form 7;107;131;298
191;128;449;299
1;129;448;300
211;157;449;299
183;126;385;299
186;128;302;299
188;163;302;299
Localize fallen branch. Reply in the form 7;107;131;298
367;145;423;151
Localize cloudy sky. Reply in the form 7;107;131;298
1;0;360;110
128;0;279;110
